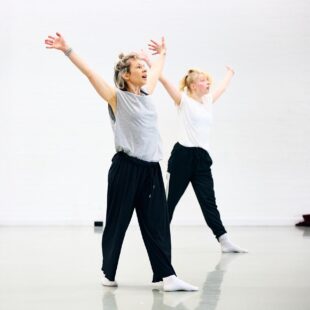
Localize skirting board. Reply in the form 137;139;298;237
0;217;302;226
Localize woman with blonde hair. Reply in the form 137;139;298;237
44;33;198;291
157;64;248;253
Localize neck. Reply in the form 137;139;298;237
188;92;203;103
127;83;141;95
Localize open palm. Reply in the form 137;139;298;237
44;32;67;51
148;37;166;55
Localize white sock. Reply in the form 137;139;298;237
219;233;248;253
152;281;163;288
102;274;118;287
163;275;198;292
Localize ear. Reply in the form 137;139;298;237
189;83;196;92
122;71;130;81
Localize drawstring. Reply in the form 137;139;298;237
113;151;158;199
147;166;157;199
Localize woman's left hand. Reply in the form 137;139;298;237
225;65;235;74
148;37;166;55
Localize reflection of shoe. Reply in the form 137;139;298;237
163;275;198;292
102;275;118;287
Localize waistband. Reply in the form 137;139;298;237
175;142;209;154
112;151;160;167
174;142;213;163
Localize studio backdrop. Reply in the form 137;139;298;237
1;0;309;225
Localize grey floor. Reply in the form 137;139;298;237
0;225;309;310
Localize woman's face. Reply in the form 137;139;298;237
191;74;211;96
125;59;148;88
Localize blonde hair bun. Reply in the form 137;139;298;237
179;69;213;92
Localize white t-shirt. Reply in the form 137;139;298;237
177;92;214;153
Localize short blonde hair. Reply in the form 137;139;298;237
179;69;213;93
114;52;139;90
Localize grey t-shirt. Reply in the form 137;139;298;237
108;89;163;162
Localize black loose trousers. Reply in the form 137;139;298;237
167;143;227;239
101;152;176;282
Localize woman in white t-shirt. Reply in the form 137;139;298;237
159;68;248;253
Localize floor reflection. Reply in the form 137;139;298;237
296;226;310;238
101;254;242;310
101;287;118;309
194;254;241;310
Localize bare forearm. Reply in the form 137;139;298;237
65;49;95;79
146;37;167;94
159;75;181;105
44;33;116;106
212;67;235;103
64;49;115;104
217;69;234;91
146;52;166;93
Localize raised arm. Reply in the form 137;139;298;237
145;37;167;94
44;32;116;111
212;66;235;103
137;49;181;105
159;75;182;105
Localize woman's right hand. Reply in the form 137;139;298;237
43;32;116;110
44;32;69;52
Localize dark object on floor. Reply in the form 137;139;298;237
94;221;104;227
295;214;310;227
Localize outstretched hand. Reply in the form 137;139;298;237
148;37;166;55
44;32;69;52
225;65;235;74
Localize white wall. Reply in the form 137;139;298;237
1;0;309;225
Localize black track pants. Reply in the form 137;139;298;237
101;152;176;282
167;143;227;239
